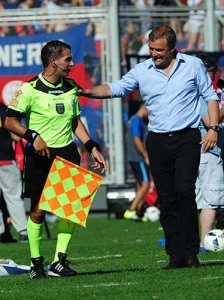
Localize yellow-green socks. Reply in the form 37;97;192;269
27;217;43;265
53;218;75;262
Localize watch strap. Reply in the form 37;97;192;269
208;125;219;132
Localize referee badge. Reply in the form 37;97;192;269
56;103;65;114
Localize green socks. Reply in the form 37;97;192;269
53;218;75;262
27;217;43;265
27;217;75;264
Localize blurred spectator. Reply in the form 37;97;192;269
215;75;224;229
0;1;11;36
184;0;205;51
217;76;224;113
42;0;61;10
14;23;35;36
2;0;18;9
70;0;84;5
18;0;34;9
134;0;152;32
84;21;101;85
42;0;69;32
138;29;151;55
119;0;135;6
68;0;101;5
0;194;17;243
93;0;101;5
0;26;9;36
124;101;151;222
215;0;224;50
15;0;36;35
122;31;143;72
0;102;28;242
84;0;93;5
153;0;184;43
120;18;134;67
134;0;151;7
195;53;224;252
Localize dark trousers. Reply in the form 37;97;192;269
146;128;201;263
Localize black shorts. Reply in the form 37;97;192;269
24;142;81;204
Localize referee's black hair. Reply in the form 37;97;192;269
41;40;71;68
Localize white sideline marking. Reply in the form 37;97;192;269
157;260;166;263
200;259;223;263
203;276;223;280
79;282;137;288
70;254;123;261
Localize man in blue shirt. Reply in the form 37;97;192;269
77;26;219;269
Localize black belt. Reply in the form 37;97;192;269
152;127;194;137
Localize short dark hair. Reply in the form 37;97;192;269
196;53;218;73
149;26;176;50
41;40;71;68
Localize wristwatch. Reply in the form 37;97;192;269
208;125;219;132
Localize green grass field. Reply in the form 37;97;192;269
1;215;224;300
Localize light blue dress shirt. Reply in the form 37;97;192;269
109;52;219;133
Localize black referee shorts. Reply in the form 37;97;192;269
24;142;81;205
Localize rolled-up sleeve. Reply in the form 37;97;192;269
108;68;139;97
196;62;219;103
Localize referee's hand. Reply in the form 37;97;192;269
33;136;51;159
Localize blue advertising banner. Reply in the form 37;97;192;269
0;24;86;75
0;24;87;105
0;23;103;145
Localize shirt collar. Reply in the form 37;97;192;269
39;73;63;88
146;50;186;69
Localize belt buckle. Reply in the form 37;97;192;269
168;132;173;137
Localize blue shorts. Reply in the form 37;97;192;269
129;161;150;183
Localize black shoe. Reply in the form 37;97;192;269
48;252;77;277
30;256;47;279
185;255;200;268
0;234;17;243
162;261;185;270
19;234;28;243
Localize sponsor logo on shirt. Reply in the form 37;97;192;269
9;90;23;107
48;90;64;94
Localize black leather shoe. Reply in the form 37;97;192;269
162;262;185;270
185;255;200;268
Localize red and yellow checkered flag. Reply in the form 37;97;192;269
39;156;103;227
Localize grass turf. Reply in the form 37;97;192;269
1;215;224;300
